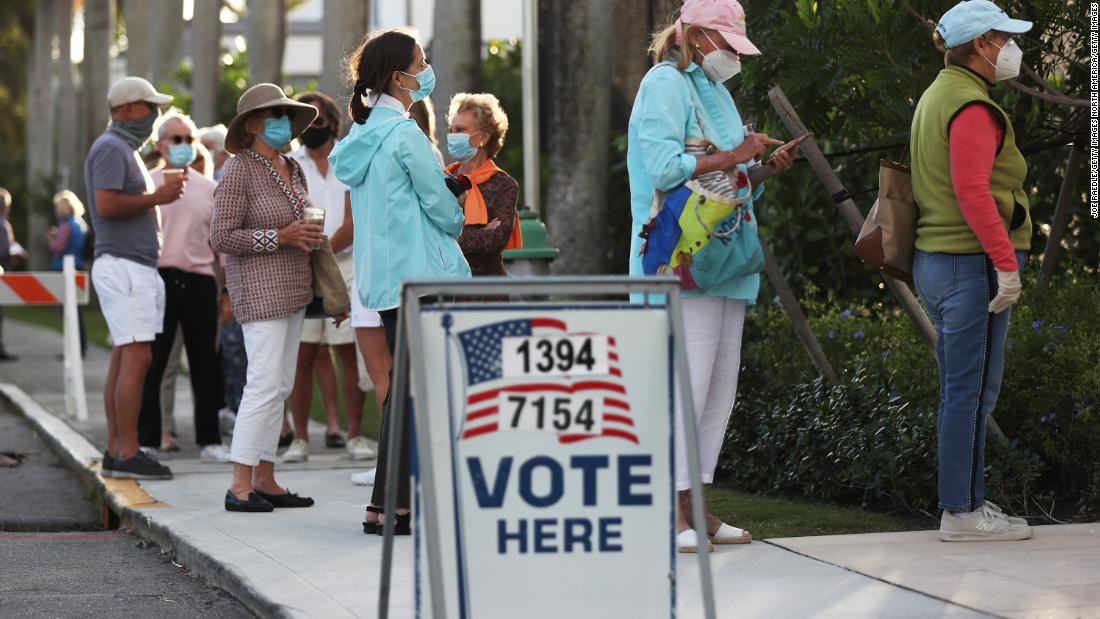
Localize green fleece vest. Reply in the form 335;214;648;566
911;65;1031;254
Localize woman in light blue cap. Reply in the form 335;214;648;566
910;0;1034;542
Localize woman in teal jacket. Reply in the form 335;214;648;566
330;28;470;535
628;0;796;552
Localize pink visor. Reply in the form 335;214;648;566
678;0;761;56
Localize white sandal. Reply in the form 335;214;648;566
676;528;714;553
709;523;752;545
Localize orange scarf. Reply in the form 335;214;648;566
446;160;523;250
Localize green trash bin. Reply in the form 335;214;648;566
503;208;559;276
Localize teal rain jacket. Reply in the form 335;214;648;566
330;107;470;311
626;59;764;303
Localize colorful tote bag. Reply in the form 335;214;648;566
640;145;764;290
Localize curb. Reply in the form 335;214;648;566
0;382;292;619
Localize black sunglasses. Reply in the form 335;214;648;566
165;135;197;145
269;107;297;120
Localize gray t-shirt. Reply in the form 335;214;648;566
84;130;161;267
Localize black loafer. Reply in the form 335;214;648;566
225;490;274;512
254;489;314;508
376;512;412;536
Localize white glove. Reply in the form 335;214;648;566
988;269;1021;314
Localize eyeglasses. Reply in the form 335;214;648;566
165;135;196;145
269;107;297;120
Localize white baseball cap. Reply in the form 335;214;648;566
107;76;173;108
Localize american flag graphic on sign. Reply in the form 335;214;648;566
454;318;638;444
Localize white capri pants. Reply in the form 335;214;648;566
230;309;306;466
675;297;746;491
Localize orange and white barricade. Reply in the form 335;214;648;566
0;256;90;420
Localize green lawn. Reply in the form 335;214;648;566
5;305;112;349
705;485;931;539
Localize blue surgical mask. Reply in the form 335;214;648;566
398;65;435;102
260;117;293;149
167;143;197;167
446;132;479;162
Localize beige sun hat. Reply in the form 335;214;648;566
224;83;318;154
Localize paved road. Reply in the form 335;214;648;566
0;402;253;618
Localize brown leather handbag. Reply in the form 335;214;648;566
306;239;350;318
854;158;917;285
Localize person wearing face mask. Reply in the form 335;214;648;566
911;0;1035;542
329;28;470;535
446;92;520;281
284;91;376;463
211;83;327;512
86;77;183;481
627;0;798;553
135;111;231;463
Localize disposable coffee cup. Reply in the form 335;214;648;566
162;168;184;181
303;207;325;250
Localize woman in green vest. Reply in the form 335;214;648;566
910;0;1033;542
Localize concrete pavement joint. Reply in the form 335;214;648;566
762;539;1004;619
0;382;293;619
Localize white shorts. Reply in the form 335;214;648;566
91;254;165;345
301;253;356;345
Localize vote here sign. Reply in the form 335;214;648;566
413;305;675;619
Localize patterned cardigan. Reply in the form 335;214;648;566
457;170;520;277
210;149;314;324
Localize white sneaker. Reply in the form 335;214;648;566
350;468;376;486
347;436;377;460
282;438;309;463
939;503;1032;542
983;501;1028;526
200;444;232;463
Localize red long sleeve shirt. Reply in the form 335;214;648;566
948;103;1017;272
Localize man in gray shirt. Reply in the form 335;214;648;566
86;77;187;480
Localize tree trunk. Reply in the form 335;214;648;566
190;0;222;127
248;0;286;86
611;0;680;111
542;0;613;275
321;0;370;117
429;0;482;152
150;0;185;89
123;0;151;79
83;0;115;179
56;0;78;193
26;0;57;270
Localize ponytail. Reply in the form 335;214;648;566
343;28;419;125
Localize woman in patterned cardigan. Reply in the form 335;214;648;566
211;84;324;513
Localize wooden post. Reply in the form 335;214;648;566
766;86;1009;444
767;86;937;355
1037;144;1086;288
761;240;838;384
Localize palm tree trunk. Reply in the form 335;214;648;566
321;0;370;113
190;0;222;127
151;0;185;89
123;0;151;79
429;0;482;151
248;0;286;86
542;0;613;275
26;0;57;270
82;0;115;186
56;0;78;192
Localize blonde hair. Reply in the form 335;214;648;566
648;22;700;69
446;93;509;159
53;190;85;220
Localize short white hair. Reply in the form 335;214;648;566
199;124;228;150
156;109;199;140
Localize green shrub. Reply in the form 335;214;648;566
720;263;1100;521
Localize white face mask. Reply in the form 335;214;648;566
983;38;1022;82
698;31;741;83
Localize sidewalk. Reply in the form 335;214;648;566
2;318;1097;618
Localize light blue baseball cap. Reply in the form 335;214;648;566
935;0;1032;49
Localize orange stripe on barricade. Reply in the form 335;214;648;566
1;275;60;304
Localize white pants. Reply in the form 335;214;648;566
230;309;306;466
675;297;746;491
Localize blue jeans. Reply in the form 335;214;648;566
913;249;1025;512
